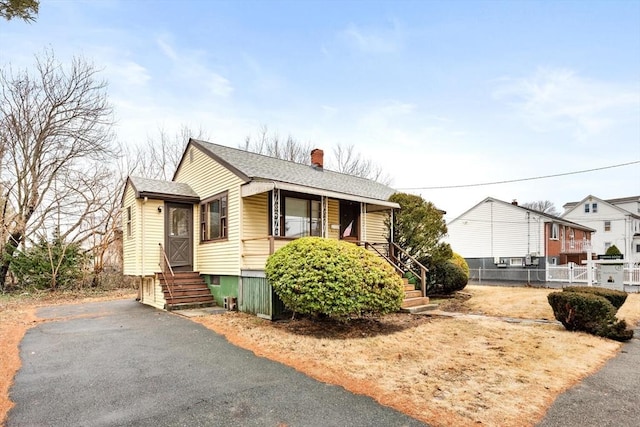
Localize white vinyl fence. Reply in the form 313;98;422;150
547;265;640;286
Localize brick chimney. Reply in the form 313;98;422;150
512;199;518;206
311;148;324;169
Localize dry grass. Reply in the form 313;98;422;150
1;285;637;427
193;285;639;427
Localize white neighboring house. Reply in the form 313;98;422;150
562;195;640;266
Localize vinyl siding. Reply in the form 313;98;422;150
174;144;245;275
327;198;340;240
122;185;164;276
446;201;545;258
122;184;138;275
139;277;165;310
241;193;271;270
363;209;389;243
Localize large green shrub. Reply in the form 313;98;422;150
563;286;628;310
427;261;468;295
265;237;404;319
547;291;633;342
450;252;469;278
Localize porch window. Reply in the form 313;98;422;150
283;196;321;238
604;220;611;232
550;223;559;240
201;193;228;241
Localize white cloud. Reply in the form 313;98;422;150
493;67;640;138
155;37;234;98
341;20;404;54
107;60;150;87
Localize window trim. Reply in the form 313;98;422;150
200;191;228;242
279;192;322;238
126;206;132;237
604;220;611;232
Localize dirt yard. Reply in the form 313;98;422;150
1;285;638;426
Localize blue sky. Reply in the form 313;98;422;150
1;0;639;220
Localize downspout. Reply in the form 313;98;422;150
141;197;147;302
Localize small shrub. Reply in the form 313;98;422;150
547;291;633;342
265;237;404;320
604;245;622;256
428;261;468;296
563;286;628;310
450;252;470;278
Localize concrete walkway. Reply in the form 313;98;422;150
8;299;425;427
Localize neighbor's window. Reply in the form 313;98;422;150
126;206;132;237
509;258;523;266
550;223;559;240
592;203;598;213
604;220;611;232
636;244;640;253
200;193;228;241
584;203;590;213
604;242;612;251
283;196;321;238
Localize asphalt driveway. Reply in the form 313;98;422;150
8;299;425;427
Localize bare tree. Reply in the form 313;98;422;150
125;124;209;180
0;0;39;22
241;125;312;164
522;200;560;216
0;49;115;290
242;126;392;184
333;143;391;184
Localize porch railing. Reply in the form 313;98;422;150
158;243;174;301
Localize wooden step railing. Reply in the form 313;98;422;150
363;241;429;298
158;243;174;302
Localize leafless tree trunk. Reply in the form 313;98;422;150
0;49;115;291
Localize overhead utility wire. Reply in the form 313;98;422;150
398;160;640;190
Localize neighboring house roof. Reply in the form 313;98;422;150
185;139;399;206
126;176;200;203
562;194;640;220
450;197;595;232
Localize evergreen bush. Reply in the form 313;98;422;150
547;291;633;342
428;261;468;295
265;237;404;319
563;286;628;310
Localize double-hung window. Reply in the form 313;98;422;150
550;223;559;240
283;196;321;238
201;193;228;241
604;220;611;232
126;206;132;237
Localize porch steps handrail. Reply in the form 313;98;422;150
365;241;429;298
158;243;175;301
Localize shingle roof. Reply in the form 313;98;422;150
128;176;199;200
190;139;397;202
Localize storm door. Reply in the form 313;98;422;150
165;203;193;271
339;200;360;241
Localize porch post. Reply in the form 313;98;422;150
321;196;328;238
272;188;280;237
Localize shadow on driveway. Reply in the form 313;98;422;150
8;299;426;426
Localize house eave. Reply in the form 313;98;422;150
137;191;200;204
241;180;400;209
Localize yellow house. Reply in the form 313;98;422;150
122;138;405;315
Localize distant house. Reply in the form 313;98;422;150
445;197;595;282
121;139;425;314
562;195;640;265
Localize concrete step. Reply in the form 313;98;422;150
401;303;439;314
